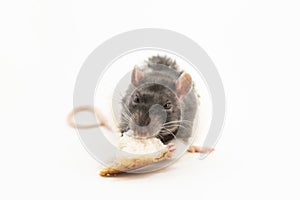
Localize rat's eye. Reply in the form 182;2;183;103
133;95;140;103
163;102;172;110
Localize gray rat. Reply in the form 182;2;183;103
119;55;199;145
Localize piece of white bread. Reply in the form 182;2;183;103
118;133;166;154
100;131;170;176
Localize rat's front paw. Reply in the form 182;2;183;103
166;143;176;158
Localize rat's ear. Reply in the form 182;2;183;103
131;65;144;86
175;72;192;98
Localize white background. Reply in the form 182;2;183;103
0;0;299;199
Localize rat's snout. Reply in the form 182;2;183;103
129;111;160;138
132;111;151;127
130;111;151;137
129;105;167;138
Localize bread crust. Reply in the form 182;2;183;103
100;149;170;176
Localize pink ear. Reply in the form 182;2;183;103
131;65;144;86
176;72;192;98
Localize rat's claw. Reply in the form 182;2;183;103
166;143;176;158
169;147;176;152
167;142;174;148
167;143;176;152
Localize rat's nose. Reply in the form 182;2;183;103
133;112;151;126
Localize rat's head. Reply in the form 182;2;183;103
126;65;192;139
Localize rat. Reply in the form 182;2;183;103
119;55;212;154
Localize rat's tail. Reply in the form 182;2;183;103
67;106;112;130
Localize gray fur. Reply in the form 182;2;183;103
119;55;198;144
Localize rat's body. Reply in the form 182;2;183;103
119;55;199;145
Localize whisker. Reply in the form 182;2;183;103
156;134;164;140
163;120;192;125
163;121;192;127
122;103;132;117
163;123;191;128
118;122;129;125
121;112;131;121
112;89;125;103
163;121;182;125
122;109;131;117
121;103;129;112
163;124;187;129
161;127;177;139
121;104;132;116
